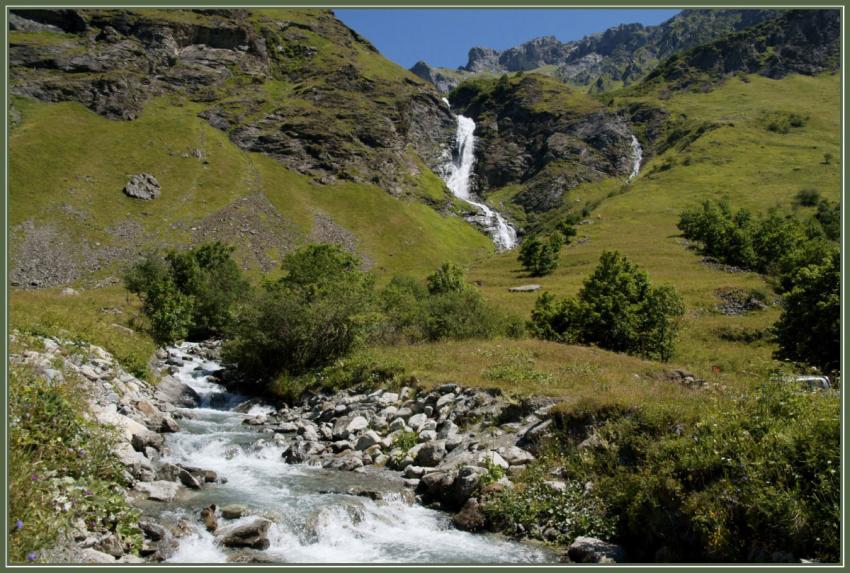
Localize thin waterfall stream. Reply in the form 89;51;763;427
441;108;518;251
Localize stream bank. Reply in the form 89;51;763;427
13;335;630;564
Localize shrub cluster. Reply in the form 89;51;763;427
678;199;839;372
677;199;836;277
128;244;521;386
223;244;380;381
529;251;684;361
379;262;522;345
483;466;616;544
556;381;839;562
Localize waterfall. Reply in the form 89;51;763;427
629;135;642;180
442;115;518;251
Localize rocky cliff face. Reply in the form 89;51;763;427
412;9;782;93
644;9;840;92
9;8;455;195
451;75;635;215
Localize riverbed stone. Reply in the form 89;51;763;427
134;480;180;502
221;505;249;520
408;413;428;431
567;536;626;564
452;498;486;532
217;517;272;550
355;430;382;451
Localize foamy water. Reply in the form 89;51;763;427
156;343;554;564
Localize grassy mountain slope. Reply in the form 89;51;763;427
9;8;495;290
470;71;839;379
9;95;491;285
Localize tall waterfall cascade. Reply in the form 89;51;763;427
442;115;518;251
629;135;642;180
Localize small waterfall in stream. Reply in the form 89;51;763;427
156;342;553;564
628;135;642;180
442;114;518;251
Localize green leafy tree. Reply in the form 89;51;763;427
223;244;379;381
815;199;840;241
518;232;564;276
774;249;840;372
529;251;684;361
124;242;247;343
426;262;467;294
124;253;194;343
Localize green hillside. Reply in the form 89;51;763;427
469;72;839;379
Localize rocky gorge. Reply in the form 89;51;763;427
10;335;626;564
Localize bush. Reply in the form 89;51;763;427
774;249;840;373
814;199;840;241
529;251;684;361
223;244;380;381
518;231;564;276
678;200;836;277
426;262;466;294
483;466;616;544
9;363;141;563
795;188;821;207
124;242;248;343
559;381;839;562
379;265;521;344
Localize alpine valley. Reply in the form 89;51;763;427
8;8;841;565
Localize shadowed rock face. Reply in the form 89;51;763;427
645;9;841;92
9;8;455;194
451;75;635;215
411;10;787;94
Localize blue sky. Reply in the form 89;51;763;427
335;9;681;70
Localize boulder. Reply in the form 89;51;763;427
418;430;437;442
221;505;249;520
131;430;164;452
415;440;447;467
436;393;455;408
217;518;272;550
508;284;541;292
282;441;325;463
200;504;218;532
355;430;382;451
452;498;486;532
346;416;369;434
154;377;200;407
407;413;428;431
79;548;117;563
96;534;124;558
499;446;535;466
567;536;626;564
123;173;161;200
323;453;364;472
134;481;180;502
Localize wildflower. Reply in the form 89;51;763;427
30;474;38;482
15;520;23;530
84;490;93;497
26;552;37;562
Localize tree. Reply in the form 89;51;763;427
774;249;840;373
529;251;685;361
426;262;467;294
124;251;193;344
223;244;379;381
518;232;564;277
